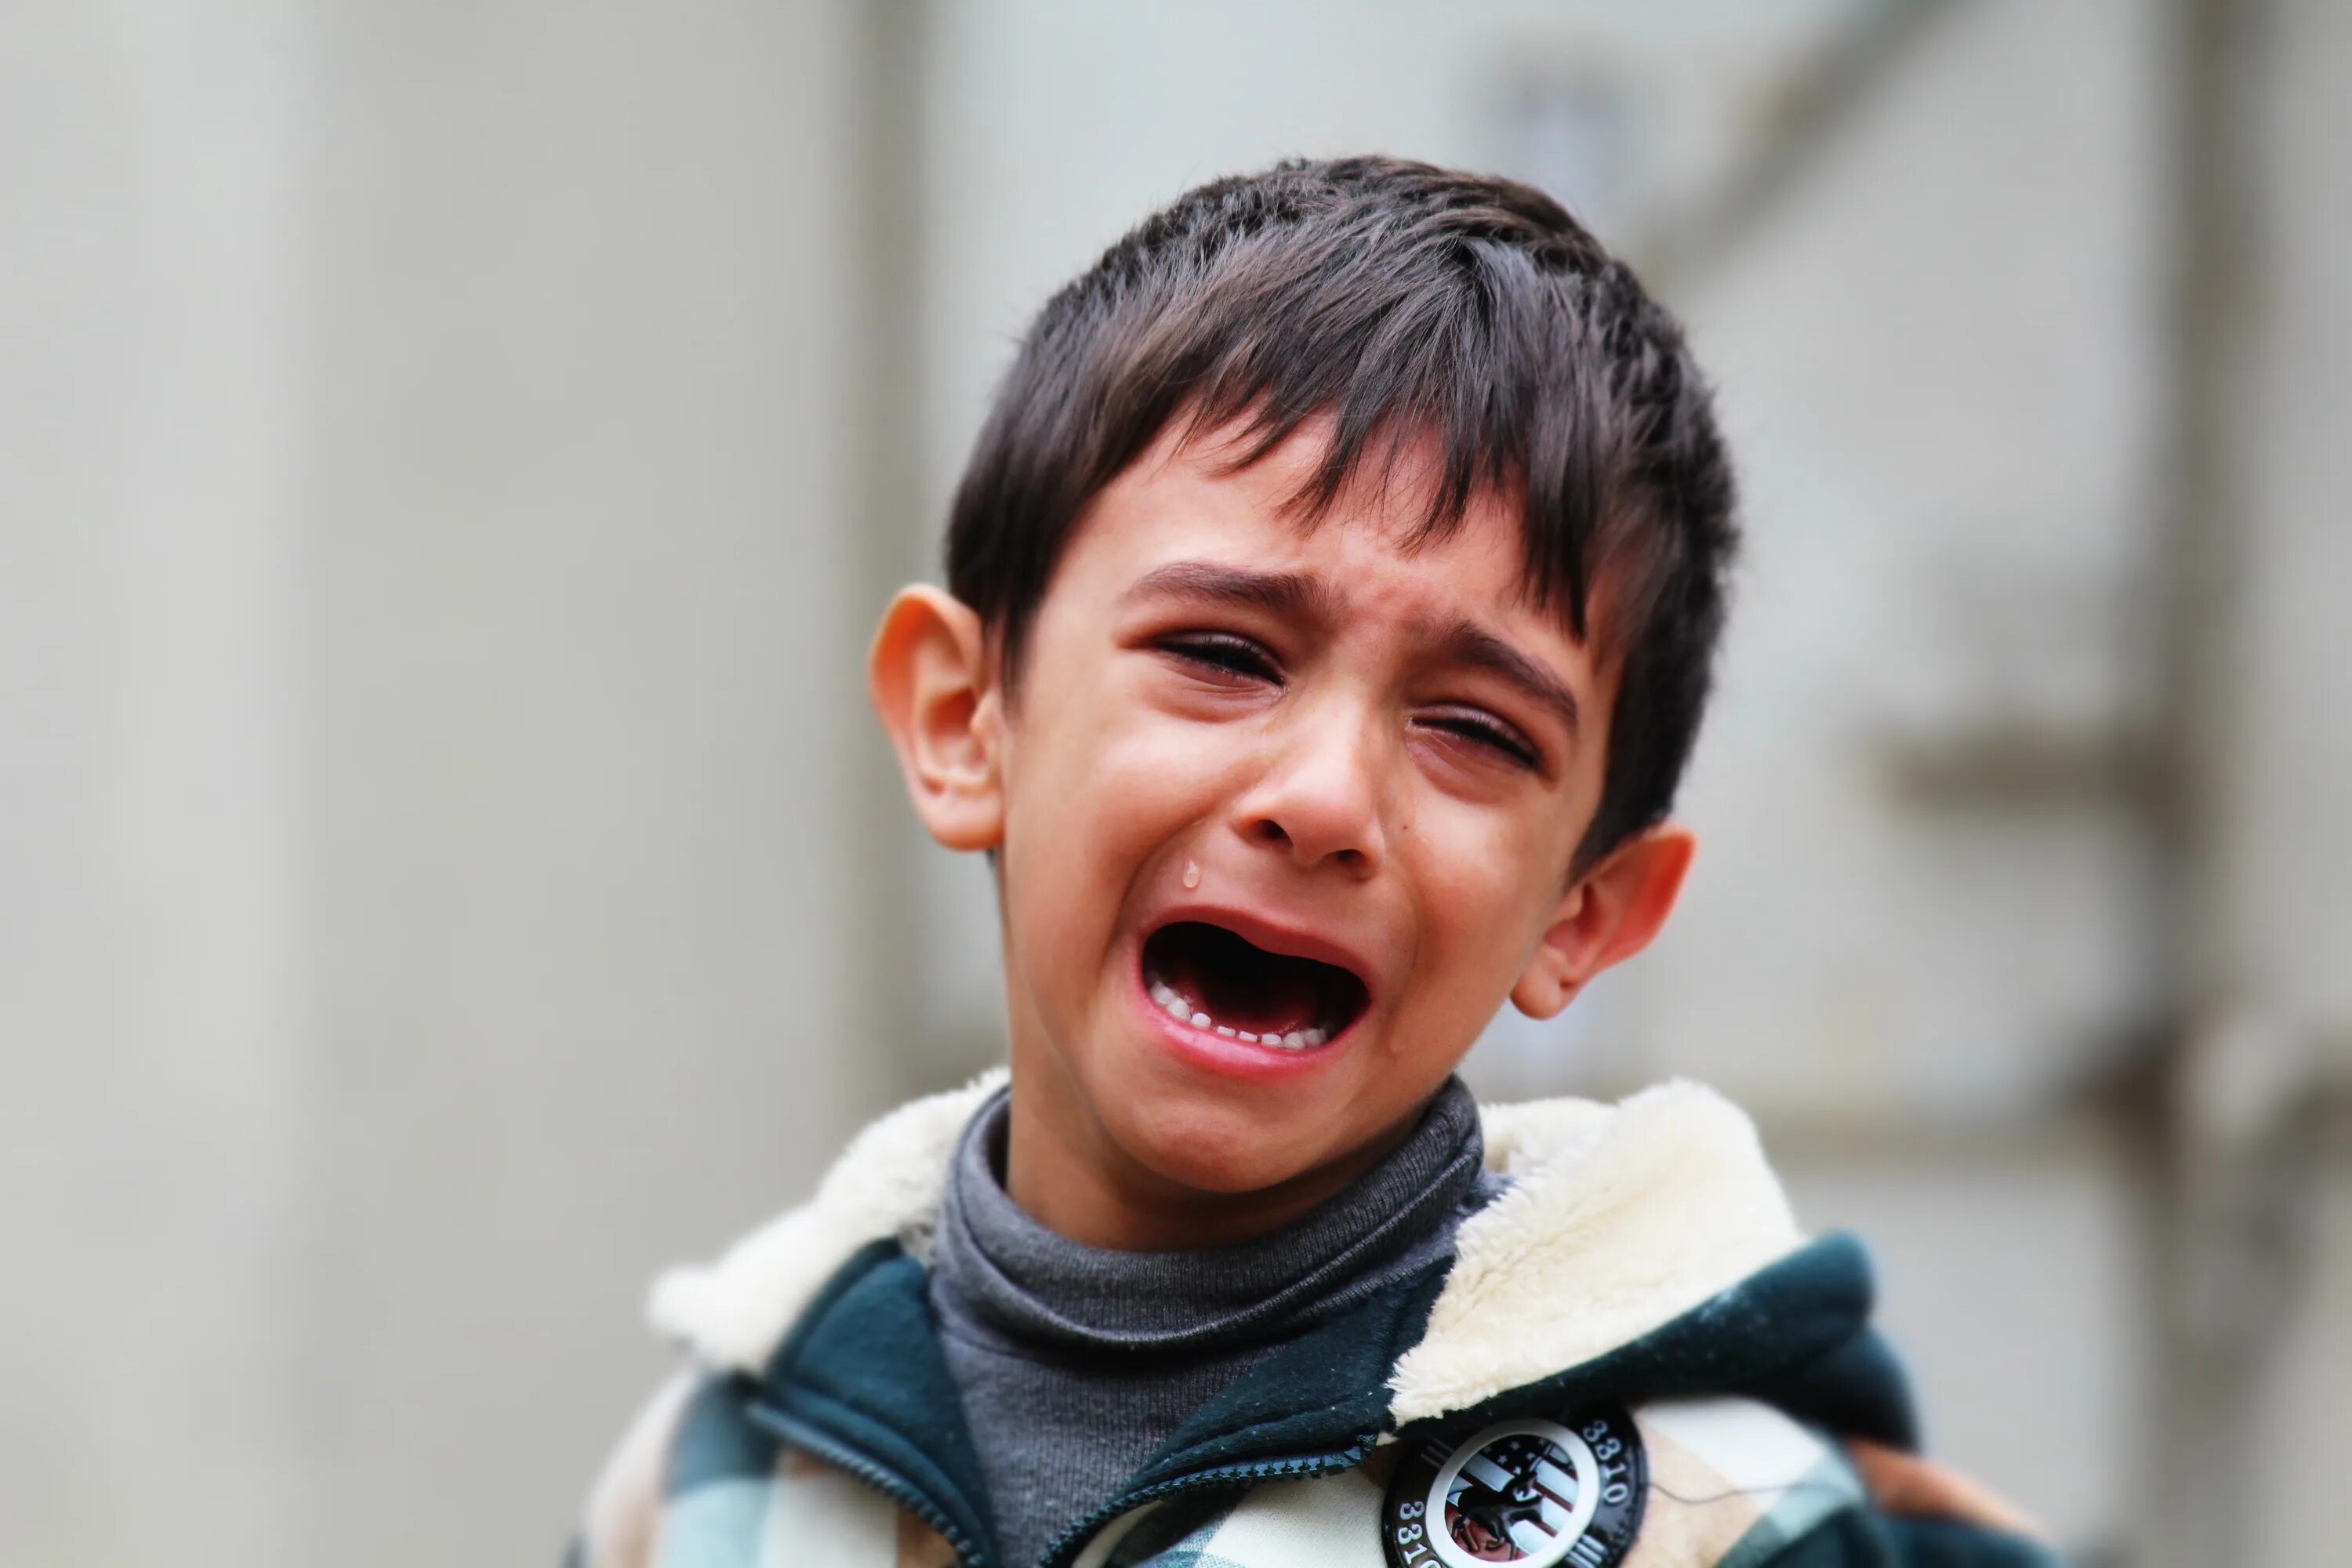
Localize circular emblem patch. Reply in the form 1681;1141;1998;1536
1381;1409;1646;1568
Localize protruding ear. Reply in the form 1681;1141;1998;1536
1508;824;1697;1019
868;585;1005;852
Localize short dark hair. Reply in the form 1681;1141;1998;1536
945;155;1737;872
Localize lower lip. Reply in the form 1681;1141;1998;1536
1128;960;1358;1082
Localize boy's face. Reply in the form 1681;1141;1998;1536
875;418;1692;1236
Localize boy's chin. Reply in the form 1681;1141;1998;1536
1103;1085;1368;1197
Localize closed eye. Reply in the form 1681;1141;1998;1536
1156;632;1283;684
1417;708;1539;768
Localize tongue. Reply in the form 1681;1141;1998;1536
1162;931;1327;1036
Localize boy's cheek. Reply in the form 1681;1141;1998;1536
1391;822;1576;1040
1404;798;1571;934
1000;729;1202;969
1009;704;1243;871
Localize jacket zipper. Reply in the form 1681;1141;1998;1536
746;1399;994;1568
1036;1440;1375;1568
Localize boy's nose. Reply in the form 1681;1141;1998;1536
1229;703;1387;878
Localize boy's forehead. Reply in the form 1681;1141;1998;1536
1090;412;1574;638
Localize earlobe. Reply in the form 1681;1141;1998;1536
867;585;1006;853
1509;825;1697;1021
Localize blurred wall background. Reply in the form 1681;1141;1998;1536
2;2;2343;1566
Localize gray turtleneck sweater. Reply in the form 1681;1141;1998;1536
927;1079;1498;1568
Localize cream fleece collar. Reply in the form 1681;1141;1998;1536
647;1070;1803;1426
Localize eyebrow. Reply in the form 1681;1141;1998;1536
1434;620;1582;742
1119;561;1333;620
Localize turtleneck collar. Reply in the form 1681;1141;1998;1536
931;1076;1490;1356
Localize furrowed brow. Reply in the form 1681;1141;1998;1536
1120;561;1331;620
1436;621;1582;742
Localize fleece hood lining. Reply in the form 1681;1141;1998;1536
648;1073;1803;1426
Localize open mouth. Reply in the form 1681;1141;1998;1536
1140;920;1370;1051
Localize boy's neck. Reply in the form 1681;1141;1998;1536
1001;1069;1424;1252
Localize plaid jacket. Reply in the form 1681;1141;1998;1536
570;1075;2057;1568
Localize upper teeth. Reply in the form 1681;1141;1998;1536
1146;975;1329;1050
